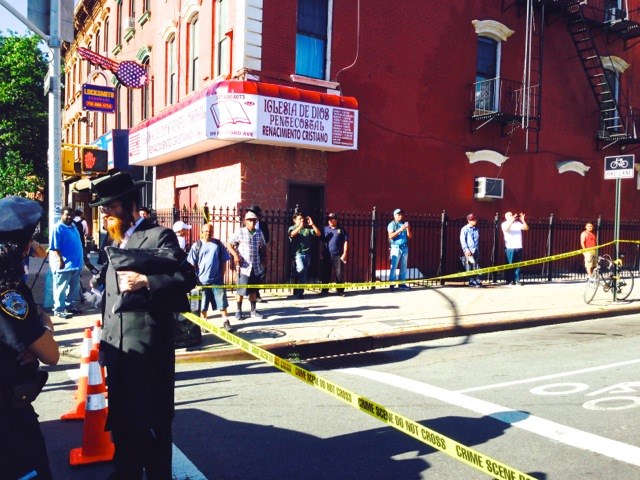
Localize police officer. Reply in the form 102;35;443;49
0;196;59;479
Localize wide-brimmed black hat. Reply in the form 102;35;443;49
0;196;42;242
89;172;146;207
246;205;262;215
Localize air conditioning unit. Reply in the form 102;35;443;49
474;177;504;199
606;8;625;22
127;16;136;29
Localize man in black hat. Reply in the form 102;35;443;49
90;172;196;479
321;213;349;296
0;196;59;480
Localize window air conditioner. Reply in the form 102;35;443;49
474;177;504;199
128;16;136;29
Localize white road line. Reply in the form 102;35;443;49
340;368;640;467
173;444;207;479
456;358;640;393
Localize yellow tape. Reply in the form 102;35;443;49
182;312;537;479
196;241;616;291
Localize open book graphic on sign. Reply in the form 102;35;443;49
210;101;251;128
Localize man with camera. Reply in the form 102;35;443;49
289;213;321;299
388;208;413;290
501;211;529;285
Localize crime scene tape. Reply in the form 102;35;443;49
194;241;616;292
182;311;538;479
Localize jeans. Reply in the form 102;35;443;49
52;269;80;313
505;248;523;284
464;251;480;283
389;244;408;284
201;287;229;313
294;252;311;296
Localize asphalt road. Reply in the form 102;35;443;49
38;314;639;479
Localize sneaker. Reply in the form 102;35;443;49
234;311;243;321
398;284;411;290
250;310;265;320
389;285;395;290
56;311;73;319
65;307;81;314
222;321;235;333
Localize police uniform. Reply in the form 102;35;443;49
0;197;53;480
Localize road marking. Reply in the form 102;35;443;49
340;368;640;467
455;358;640;393
173;444;207;479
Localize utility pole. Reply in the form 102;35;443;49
0;0;63;235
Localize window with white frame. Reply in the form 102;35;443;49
295;0;329;79
189;17;199;92
167;35;177;105
216;0;229;77
141;57;150;120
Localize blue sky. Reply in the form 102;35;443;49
0;0;32;35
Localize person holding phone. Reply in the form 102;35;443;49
288;213;320;299
501;211;529;285
388;208;413;290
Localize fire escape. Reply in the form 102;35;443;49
471;0;640;152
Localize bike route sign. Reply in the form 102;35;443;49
604;154;635;179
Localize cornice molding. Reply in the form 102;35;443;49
465;150;509;166
472;19;515;42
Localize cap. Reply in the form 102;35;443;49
466;213;476;221
0;196;42;242
89;172;146;207
246;205;262;215
245;211;259;220
393;208;404;215
327;212;338;219
172;221;192;232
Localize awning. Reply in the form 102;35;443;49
128;80;359;167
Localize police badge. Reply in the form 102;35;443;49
0;289;29;320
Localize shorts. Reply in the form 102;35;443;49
201;287;228;312
583;251;597;269
236;270;264;296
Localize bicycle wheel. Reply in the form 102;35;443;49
616;268;635;300
583;275;599;304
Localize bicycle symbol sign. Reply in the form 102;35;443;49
604;154;635;179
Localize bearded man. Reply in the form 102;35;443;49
90;172;195;480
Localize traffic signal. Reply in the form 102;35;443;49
80;147;108;173
61;147;77;175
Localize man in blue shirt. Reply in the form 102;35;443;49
388;208;413;290
460;213;482;287
321;213;349;296
49;206;85;318
188;223;233;332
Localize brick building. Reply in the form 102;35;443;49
62;0;640;224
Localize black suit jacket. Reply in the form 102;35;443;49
100;219;195;430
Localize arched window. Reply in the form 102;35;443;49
216;0;229;77
167;35;177;104
189;17;199;92
141;57;150;120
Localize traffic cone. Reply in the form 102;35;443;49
61;328;92;420
91;319;102;349
69;349;115;465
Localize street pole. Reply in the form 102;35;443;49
613;178;621;302
48;0;63;236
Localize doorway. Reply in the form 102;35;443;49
286;183;325;282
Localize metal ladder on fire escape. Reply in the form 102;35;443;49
564;0;626;142
521;0;544;153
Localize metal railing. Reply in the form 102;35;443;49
151;206;640;291
471;77;539;121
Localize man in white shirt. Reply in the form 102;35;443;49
501;211;529;285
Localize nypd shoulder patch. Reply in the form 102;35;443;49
0;290;29;320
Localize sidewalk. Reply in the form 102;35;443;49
27;257;640;362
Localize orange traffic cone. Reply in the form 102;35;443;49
70;349;115;465
61;328;92;420
91;319;102;349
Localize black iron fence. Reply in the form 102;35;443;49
154;206;640;291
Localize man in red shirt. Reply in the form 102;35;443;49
580;222;597;276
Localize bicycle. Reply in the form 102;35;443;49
583;254;634;304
